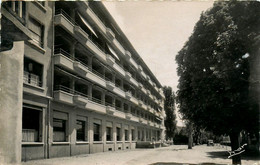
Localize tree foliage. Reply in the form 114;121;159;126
163;86;177;140
176;1;259;164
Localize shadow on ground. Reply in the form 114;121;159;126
206;151;229;159
207;150;260;162
242;154;260;161
150;162;225;165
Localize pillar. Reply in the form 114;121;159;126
88;84;92;99
101;91;105;105
0;42;24;164
112;74;115;84
88;56;93;71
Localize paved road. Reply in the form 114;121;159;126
22;145;259;165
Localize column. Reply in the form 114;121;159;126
144;128;147;142
0;42;24;164
70;41;76;59
120;101;124;112
112;97;115;107
101;91;105;105
112;74;115;84
88;84;92;99
112;121;117;150
88;56;93;71
70;109;76;156
89;116;94;153
102;119;106;152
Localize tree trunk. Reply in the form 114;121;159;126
188;123;193;149
230;132;241;165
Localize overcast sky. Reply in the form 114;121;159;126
103;1;214;126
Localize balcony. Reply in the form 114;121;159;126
125;50;131;59
138;65;143;72
113;62;126;77
54;9;74;35
74;25;88;42
130;96;139;105
125;91;132;100
146;75;150;81
53;50;74;71
87;97;106;114
74;61;89;74
106;81;115;90
125;112;132;120
138;82;143;88
129;58;138;70
106;28;115;40
106;106;115;115
73;95;88;105
54;9;107;63
147;105;151;111
106;54;115;66
138;100;143;106
146;89;151;96
125;71;131;80
23;71;42;87
130;115;139;123
139;117;144;123
53;86;74;104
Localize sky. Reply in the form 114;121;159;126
103;1;214;126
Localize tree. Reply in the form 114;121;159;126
175;1;260;164
163;86;177;141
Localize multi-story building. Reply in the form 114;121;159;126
0;1;165;163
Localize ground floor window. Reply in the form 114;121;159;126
138;130;141;141
76;121;87;141
106;127;112;141
93;122;101;141
116;127;121;141
53;111;68;142
131;129;135;141
22;105;42;142
125;129;129;141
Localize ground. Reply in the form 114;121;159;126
22;145;260;165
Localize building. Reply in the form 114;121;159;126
0;1;165;163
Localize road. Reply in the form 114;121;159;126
22;145;259;165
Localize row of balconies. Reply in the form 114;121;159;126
54;8;164;100
53;53;162;117
53;85;162;128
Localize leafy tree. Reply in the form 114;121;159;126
163;86;177;141
176;1;259;164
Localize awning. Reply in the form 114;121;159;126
77;12;98;38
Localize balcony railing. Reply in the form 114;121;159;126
23;71;42;87
55;9;77;26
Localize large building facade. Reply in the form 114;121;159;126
0;1;165;163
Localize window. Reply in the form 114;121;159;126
4;1;26;20
106;127;112;141
116;127;121;141
24;57;43;87
131;129;135;141
93;123;101;141
28;16;44;48
76;119;88;141
138;130;141;141
53;111;68;142
22;105;42;142
125;130;129;141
